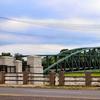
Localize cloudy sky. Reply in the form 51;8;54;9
0;0;100;55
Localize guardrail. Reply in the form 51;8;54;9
0;71;100;86
58;71;100;86
0;72;49;85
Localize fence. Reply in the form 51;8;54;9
58;71;100;86
0;71;100;86
46;71;100;86
0;72;49;85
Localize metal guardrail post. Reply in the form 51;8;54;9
49;71;56;86
59;71;65;86
85;72;91;86
0;71;5;84
23;71;28;85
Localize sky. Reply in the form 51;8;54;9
0;0;100;55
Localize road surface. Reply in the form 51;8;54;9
0;87;100;100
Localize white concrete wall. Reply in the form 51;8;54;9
27;56;44;85
4;57;14;66
27;56;42;68
0;58;4;65
29;67;43;73
0;55;47;86
43;77;49;85
17;73;23;85
0;56;15;66
27;56;43;73
5;73;23;85
64;77;85;86
64;77;100;86
5;73;17;84
0;56;23;73
28;73;44;85
14;60;22;72
91;78;100;86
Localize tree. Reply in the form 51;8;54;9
60;49;68;53
1;52;12;56
14;53;23;60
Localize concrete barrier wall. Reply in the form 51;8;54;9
3;72;100;86
5;73;18;84
4;73;49;86
28;73;44;85
0;56;15;66
91;77;100;86
5;73;23;85
64;77;85;86
64;77;100;86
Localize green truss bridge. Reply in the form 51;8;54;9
42;47;100;74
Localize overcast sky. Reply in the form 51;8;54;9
0;0;100;55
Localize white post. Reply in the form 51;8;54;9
15;60;22;73
14;60;23;84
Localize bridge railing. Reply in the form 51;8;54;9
0;72;50;86
58;71;100;86
0;71;100;86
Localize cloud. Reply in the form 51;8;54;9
0;17;56;32
0;43;100;55
81;0;100;14
0;33;42;44
37;0;78;11
0;44;68;55
0;0;100;54
0;20;31;31
1;17;100;40
0;17;99;30
36;0;100;17
1;0;100;17
0;33;14;40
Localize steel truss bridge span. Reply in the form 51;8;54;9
43;47;100;73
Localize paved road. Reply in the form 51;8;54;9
0;87;100;100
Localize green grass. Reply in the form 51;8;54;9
92;72;100;76
65;72;85;76
64;70;100;77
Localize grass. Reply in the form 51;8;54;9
64;69;100;77
65;72;85;76
92;72;100;76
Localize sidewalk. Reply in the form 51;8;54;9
0;84;100;90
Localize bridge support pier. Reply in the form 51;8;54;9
27;56;43;85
